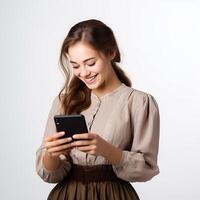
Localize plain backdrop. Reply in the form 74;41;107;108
0;0;200;199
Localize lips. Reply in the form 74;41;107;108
85;74;98;84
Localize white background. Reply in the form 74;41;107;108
0;0;200;199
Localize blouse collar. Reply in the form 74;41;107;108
91;83;126;102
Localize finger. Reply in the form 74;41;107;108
45;137;72;148
77;145;96;152
71;139;93;147
50;150;67;157
45;131;65;142
48;142;73;153
72;133;95;140
51;148;73;157
85;149;96;155
89;150;96;155
50;147;74;157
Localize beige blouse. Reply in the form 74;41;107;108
36;83;160;183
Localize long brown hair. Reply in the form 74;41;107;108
58;19;132;114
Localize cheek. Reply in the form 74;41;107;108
95;62;107;74
73;69;80;76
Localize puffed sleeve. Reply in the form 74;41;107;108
35;96;71;183
112;90;160;182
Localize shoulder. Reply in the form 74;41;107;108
123;85;154;102
51;95;62;106
123;85;159;111
50;94;65;114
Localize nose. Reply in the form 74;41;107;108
79;66;90;77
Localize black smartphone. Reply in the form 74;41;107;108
54;114;88;141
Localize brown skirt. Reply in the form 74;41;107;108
48;164;140;200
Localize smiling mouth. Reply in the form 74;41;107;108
85;74;98;84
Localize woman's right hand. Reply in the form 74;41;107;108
44;131;73;157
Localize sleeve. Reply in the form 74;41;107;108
112;91;160;182
35;96;71;183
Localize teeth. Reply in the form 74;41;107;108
88;75;96;80
85;74;97;84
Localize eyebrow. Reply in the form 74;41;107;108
69;57;95;64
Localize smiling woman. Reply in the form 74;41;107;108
58;19;131;115
36;19;160;200
67;41;120;93
69;55;100;85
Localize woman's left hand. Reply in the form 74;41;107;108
71;132;108;156
71;132;123;165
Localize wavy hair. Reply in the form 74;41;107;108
58;19;132;114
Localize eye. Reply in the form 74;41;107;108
72;64;79;69
87;62;96;66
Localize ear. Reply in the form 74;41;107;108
109;50;116;61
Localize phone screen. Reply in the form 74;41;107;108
54;114;88;140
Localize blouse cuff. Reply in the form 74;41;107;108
36;149;71;183
112;150;130;179
112;150;159;182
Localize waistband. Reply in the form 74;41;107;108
67;164;120;184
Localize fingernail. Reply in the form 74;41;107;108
60;131;65;135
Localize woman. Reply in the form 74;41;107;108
36;19;160;200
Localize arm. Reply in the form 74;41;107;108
35;96;72;183
43;150;61;170
112;92;160;182
70;91;160;183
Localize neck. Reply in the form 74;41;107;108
92;70;122;98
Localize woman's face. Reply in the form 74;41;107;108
67;42;113;91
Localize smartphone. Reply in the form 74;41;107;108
54;114;88;140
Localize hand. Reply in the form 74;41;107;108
71;132;123;165
44;131;73;157
71;132;109;157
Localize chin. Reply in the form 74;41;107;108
85;83;98;90
85;80;103;90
